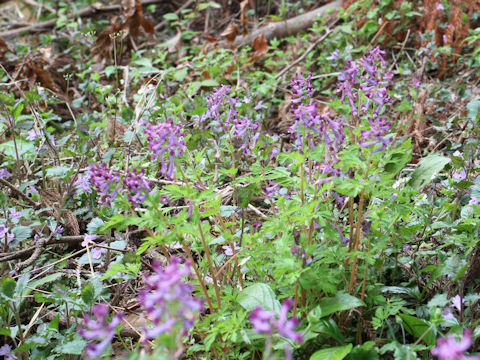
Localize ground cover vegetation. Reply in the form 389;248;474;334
0;0;479;359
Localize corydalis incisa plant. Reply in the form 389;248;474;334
138;256;203;358
193;84;261;158
249;299;303;360
78;304;123;360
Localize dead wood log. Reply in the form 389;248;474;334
222;0;342;48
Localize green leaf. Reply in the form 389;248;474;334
310;344;353;360
0;277;15;300
398;314;435;346
12;225;32;242
0;139;35;158
237;283;281;314
81;282;95;306
318;291;364;317
163;13;179;21
46;166;71;179
87;217;104;234
408;154;450;190
173;68;188;82
55;337;87;355
467;96;480;122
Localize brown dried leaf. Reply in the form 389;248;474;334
91;0;153;63
250;33;268;62
240;0;249;32
220;22;238;43
167;31;182;53
0;36;11;61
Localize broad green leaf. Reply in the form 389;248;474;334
0;277;16;300
408;154;450;190
310;344;353;360
0;139;35;158
467;96;480;122
81;282;95;306
237;283;281;314
29;273;63;289
87;217;104;234
55;337;86;355
319;291;364;317
12;225;32;242
398;314;435;346
46;166;71;179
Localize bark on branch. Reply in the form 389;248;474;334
226;0;342;48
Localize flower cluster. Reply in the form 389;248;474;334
0;224;14;243
145;118;186;179
249;298;303;342
123;168;153;207
0;344;16;360
194;85;261;156
89;163;121;206
288;73;345;176
78;304;123;360
431;329;480;360
138;256;203;341
337;46;394;153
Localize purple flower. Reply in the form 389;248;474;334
326;49;340;62
89;163;121;206
123;168;153;207
359;116;393;153
82;234;98;247
0;168;12;178
9;208;22;219
55;226;64;235
91;244;106;259
443;308;455;321
0;344;17;360
74;174;92;194
452;295;464;312
78;304;123;360
232;116;260;156
26;129;39;141
0;224;14;243
254;100;268;110
222;242;240;256
145;119;186;179
431;329;480;360
138;256;203;341
194;85;237;131
26;185;38;195
437;3;444;11
249;299;303;343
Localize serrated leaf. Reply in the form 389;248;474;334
237;283;281;314
310;344;353;360
408;154;450;190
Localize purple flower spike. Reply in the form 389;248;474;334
249;298;303;343
78;304;123;360
123;168;153;207
145;119;186;179
138;256;203;341
431;329;480;360
89;163;121;206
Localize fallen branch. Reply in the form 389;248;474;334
0;0;163;39
223;0;342;48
